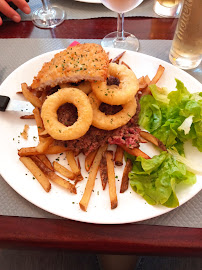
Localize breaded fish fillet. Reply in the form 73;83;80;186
31;43;109;91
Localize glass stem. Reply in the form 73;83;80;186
41;0;50;12
117;13;125;41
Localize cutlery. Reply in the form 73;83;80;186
0;95;34;113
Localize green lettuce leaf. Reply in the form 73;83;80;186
149;84;169;104
138;79;202;152
129;152;196;207
139;95;162;132
192;120;202;151
167;79;190;106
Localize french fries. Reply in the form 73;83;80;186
38;129;49;138
150;65;165;85
18;147;39;156
138;76;148;90
20;114;35;119
33;107;45;135
114;145;124;166
21;83;42;108
140;131;167;151
105;151;118;209
37;154;54;171
112;51;126;64
85;149;98;172
47;172;76;194
141;65;165;96
77;157;81;170
44;145;70;154
53;161;75;180
18;145;70;156
31;156;76;194
120;61;131;69
144;75;151;85
36;137;54;153
120;159;133;193
120;145;151;159
79;144;108;211
20;156;51;192
99;154;108;190
66;150;83;181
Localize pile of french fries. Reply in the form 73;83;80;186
18;52;166;211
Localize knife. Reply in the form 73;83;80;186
0;95;34;113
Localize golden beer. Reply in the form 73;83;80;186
157;0;181;8
153;0;182;17
169;0;202;69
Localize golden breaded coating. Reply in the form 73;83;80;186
31;43;109;91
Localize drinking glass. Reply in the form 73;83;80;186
100;0;144;51
153;0;182;18
169;0;202;70
32;0;65;29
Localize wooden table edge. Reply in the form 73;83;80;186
0;17;178;39
0;215;201;256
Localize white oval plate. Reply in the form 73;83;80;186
0;47;201;224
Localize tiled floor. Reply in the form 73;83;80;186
136;256;202;270
98;254;139;270
0;249;99;270
0;249;201;270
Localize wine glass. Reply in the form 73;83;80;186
32;0;65;29
100;0;144;51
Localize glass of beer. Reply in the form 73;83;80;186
100;0;144;51
153;0;182;17
169;0;202;70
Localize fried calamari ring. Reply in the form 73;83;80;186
88;92;137;130
59;81;92;95
91;63;139;105
41;88;93;140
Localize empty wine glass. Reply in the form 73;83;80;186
32;0;65;29
100;0;144;51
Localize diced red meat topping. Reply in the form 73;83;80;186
55;96;142;155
